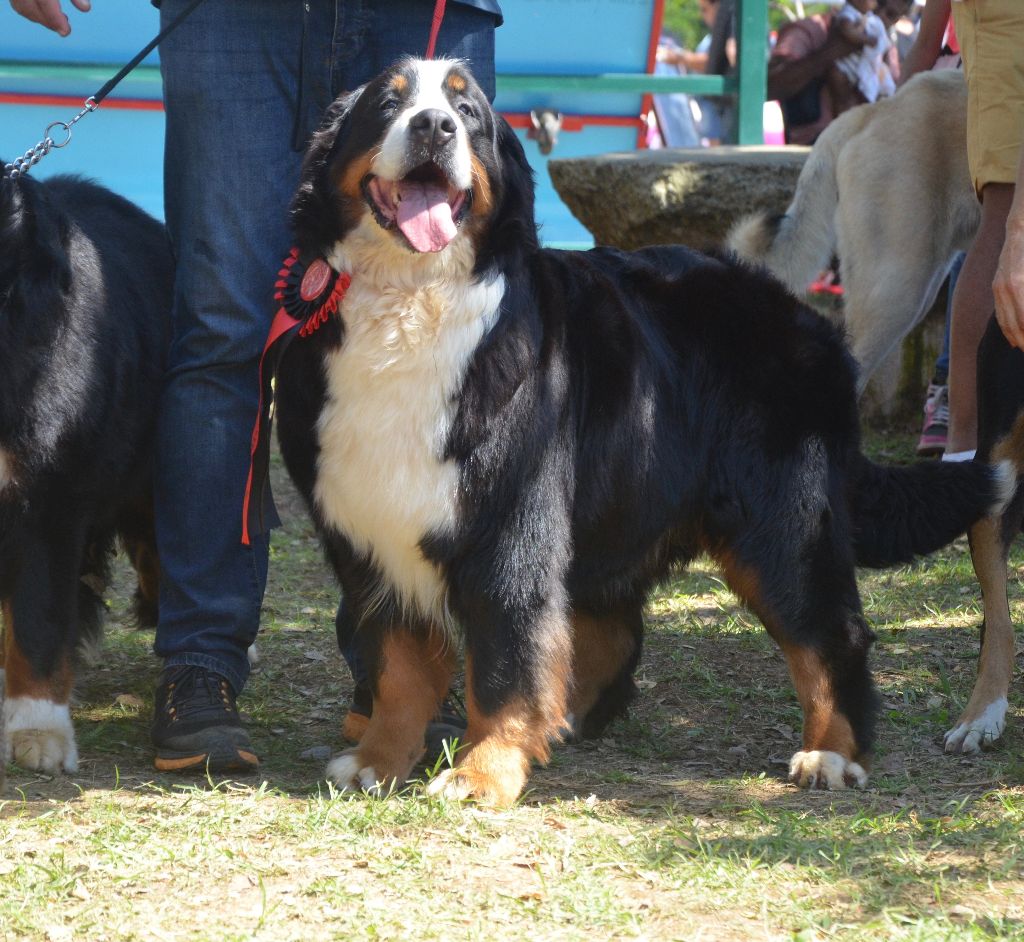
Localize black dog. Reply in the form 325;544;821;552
0;171;171;774
271;57;1022;805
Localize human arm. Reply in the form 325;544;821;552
993;148;1024;349
897;0;951;85
766;17;868;102
657;45;709;72
9;0;92;37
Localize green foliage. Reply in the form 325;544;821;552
661;0;847;54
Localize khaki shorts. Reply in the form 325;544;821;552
952;0;1024;194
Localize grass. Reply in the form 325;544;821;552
3;427;1024;942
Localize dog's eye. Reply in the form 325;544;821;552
381;97;399;114
457;102;474;118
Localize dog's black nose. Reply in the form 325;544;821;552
408;109;457;152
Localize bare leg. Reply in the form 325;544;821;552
948;183;1015;454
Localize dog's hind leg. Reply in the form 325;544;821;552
714;527;877;790
841;245;953;393
2;524;86;774
565;604;643;742
118;496;159;629
325;629;455;795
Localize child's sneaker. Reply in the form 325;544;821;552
916;382;948;457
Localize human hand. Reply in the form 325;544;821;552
10;0;92;36
994;222;1024;349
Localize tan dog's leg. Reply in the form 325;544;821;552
427;646;570;807
782;642;869;789
325;630;454;794
944;515;1015;753
566;607;640;740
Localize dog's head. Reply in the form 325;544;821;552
292;58;537;269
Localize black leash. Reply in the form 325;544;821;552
3;0;211;180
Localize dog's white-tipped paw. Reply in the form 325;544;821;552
788;750;866;790
5;698;78;774
944;698;1007;754
424;767;471;802
325;751;390;797
10;730;79;774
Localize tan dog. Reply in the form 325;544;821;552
729;69;978;394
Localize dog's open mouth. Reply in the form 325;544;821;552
364;163;470;253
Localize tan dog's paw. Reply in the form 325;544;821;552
788;749;866;790
944;698;1008;754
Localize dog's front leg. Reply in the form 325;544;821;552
427;604;572;807
325;629;454;796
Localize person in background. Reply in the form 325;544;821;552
831;0;895;110
767;6;871;145
901;0;1023;461
656;0;723;145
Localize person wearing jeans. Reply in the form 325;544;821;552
12;0;500;771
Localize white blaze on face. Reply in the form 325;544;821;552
372;59;473;190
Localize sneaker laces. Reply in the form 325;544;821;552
161;667;237;723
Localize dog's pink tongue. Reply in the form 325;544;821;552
396;182;456;252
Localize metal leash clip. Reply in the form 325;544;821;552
3;97;97;180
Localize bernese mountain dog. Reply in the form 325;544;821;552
0;171;171;775
270;57;1023;805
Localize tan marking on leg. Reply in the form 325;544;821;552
125;535;160;626
568;610;637;721
781;643;859;760
2;601;73;703
946;516;1015;752
717;551;861;759
429;639;571;807
346;631;455;788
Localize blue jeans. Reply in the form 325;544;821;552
935;252;966;384
154;0;497;695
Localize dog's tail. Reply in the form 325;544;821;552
850;414;1024;568
727;104;873;293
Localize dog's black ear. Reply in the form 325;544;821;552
0;175;72;296
291;87;363;254
475;116;539;272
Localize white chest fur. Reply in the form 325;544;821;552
314;231;504;625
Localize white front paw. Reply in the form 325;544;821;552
944;698;1008;754
5;698;79;774
788;749;866;790
325;751;390;797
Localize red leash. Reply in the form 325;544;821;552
244;2;449;543
425;0;448;59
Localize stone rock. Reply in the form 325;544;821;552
548;145;809;251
